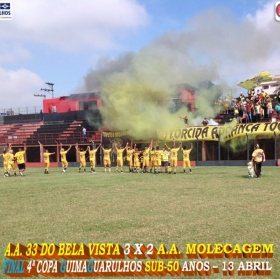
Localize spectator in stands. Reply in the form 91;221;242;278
266;98;273;118
82;126;87;142
40;110;44;121
202;118;209;126
246;100;252;123
277;90;280;103
275;102;280;119
255;102;261;123
180;115;188;126
234;103;239;120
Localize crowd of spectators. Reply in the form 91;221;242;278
229;89;280;123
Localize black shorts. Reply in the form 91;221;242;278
162;161;168;167
18;163;26;170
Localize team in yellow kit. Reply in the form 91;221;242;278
1;140;194;176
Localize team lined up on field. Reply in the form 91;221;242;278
0;138;193;176
62;138;193;174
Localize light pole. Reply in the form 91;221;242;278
40;82;54;98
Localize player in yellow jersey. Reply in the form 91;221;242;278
0;144;12;177
141;140;153;173
43;149;55;174
133;145;141;173
101;145;112;172
9;148;17;176
60;143;72;173
181;143;193;174
154;145;163;174
126;144;135;173
149;147;156;173
89;142;101;173
161;147;169;173
75;144;89;173
14;143;27;177
165;137;182;174
114;143;128;173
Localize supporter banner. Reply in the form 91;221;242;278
101;130;130;147
157;122;280;142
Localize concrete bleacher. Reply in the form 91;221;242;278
0;122;43;145
25;120;101;145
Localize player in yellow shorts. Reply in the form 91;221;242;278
14;144;27;177
141;140;152;173
60;144;72;173
161;147;169;173
0;144;12;177
181;143;193;174
133;145;141;173
149;147;156;173
89;142;101;173
101;145;112;172
165;137;182;174
114;143;128;173
43;149;55;174
126;144;135;173
75;144;89;173
9;149;17;176
154;145;163;174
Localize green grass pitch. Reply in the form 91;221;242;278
0;166;279;278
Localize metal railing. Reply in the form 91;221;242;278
1;106;42;116
0;131;101;145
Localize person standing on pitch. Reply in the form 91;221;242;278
165;137;182;174
14;143;27;177
75;144;89;173
60;143;72;173
101;145;112;172
114;142;128;173
181;143;193;174
38;141;55;174
89;141;101;173
0;143;12;177
126;143;135;173
252;144;265;178
142;140;153;173
43;149;55;174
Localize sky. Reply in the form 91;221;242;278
1;0;280;114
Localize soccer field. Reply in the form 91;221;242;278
1;166;279;278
